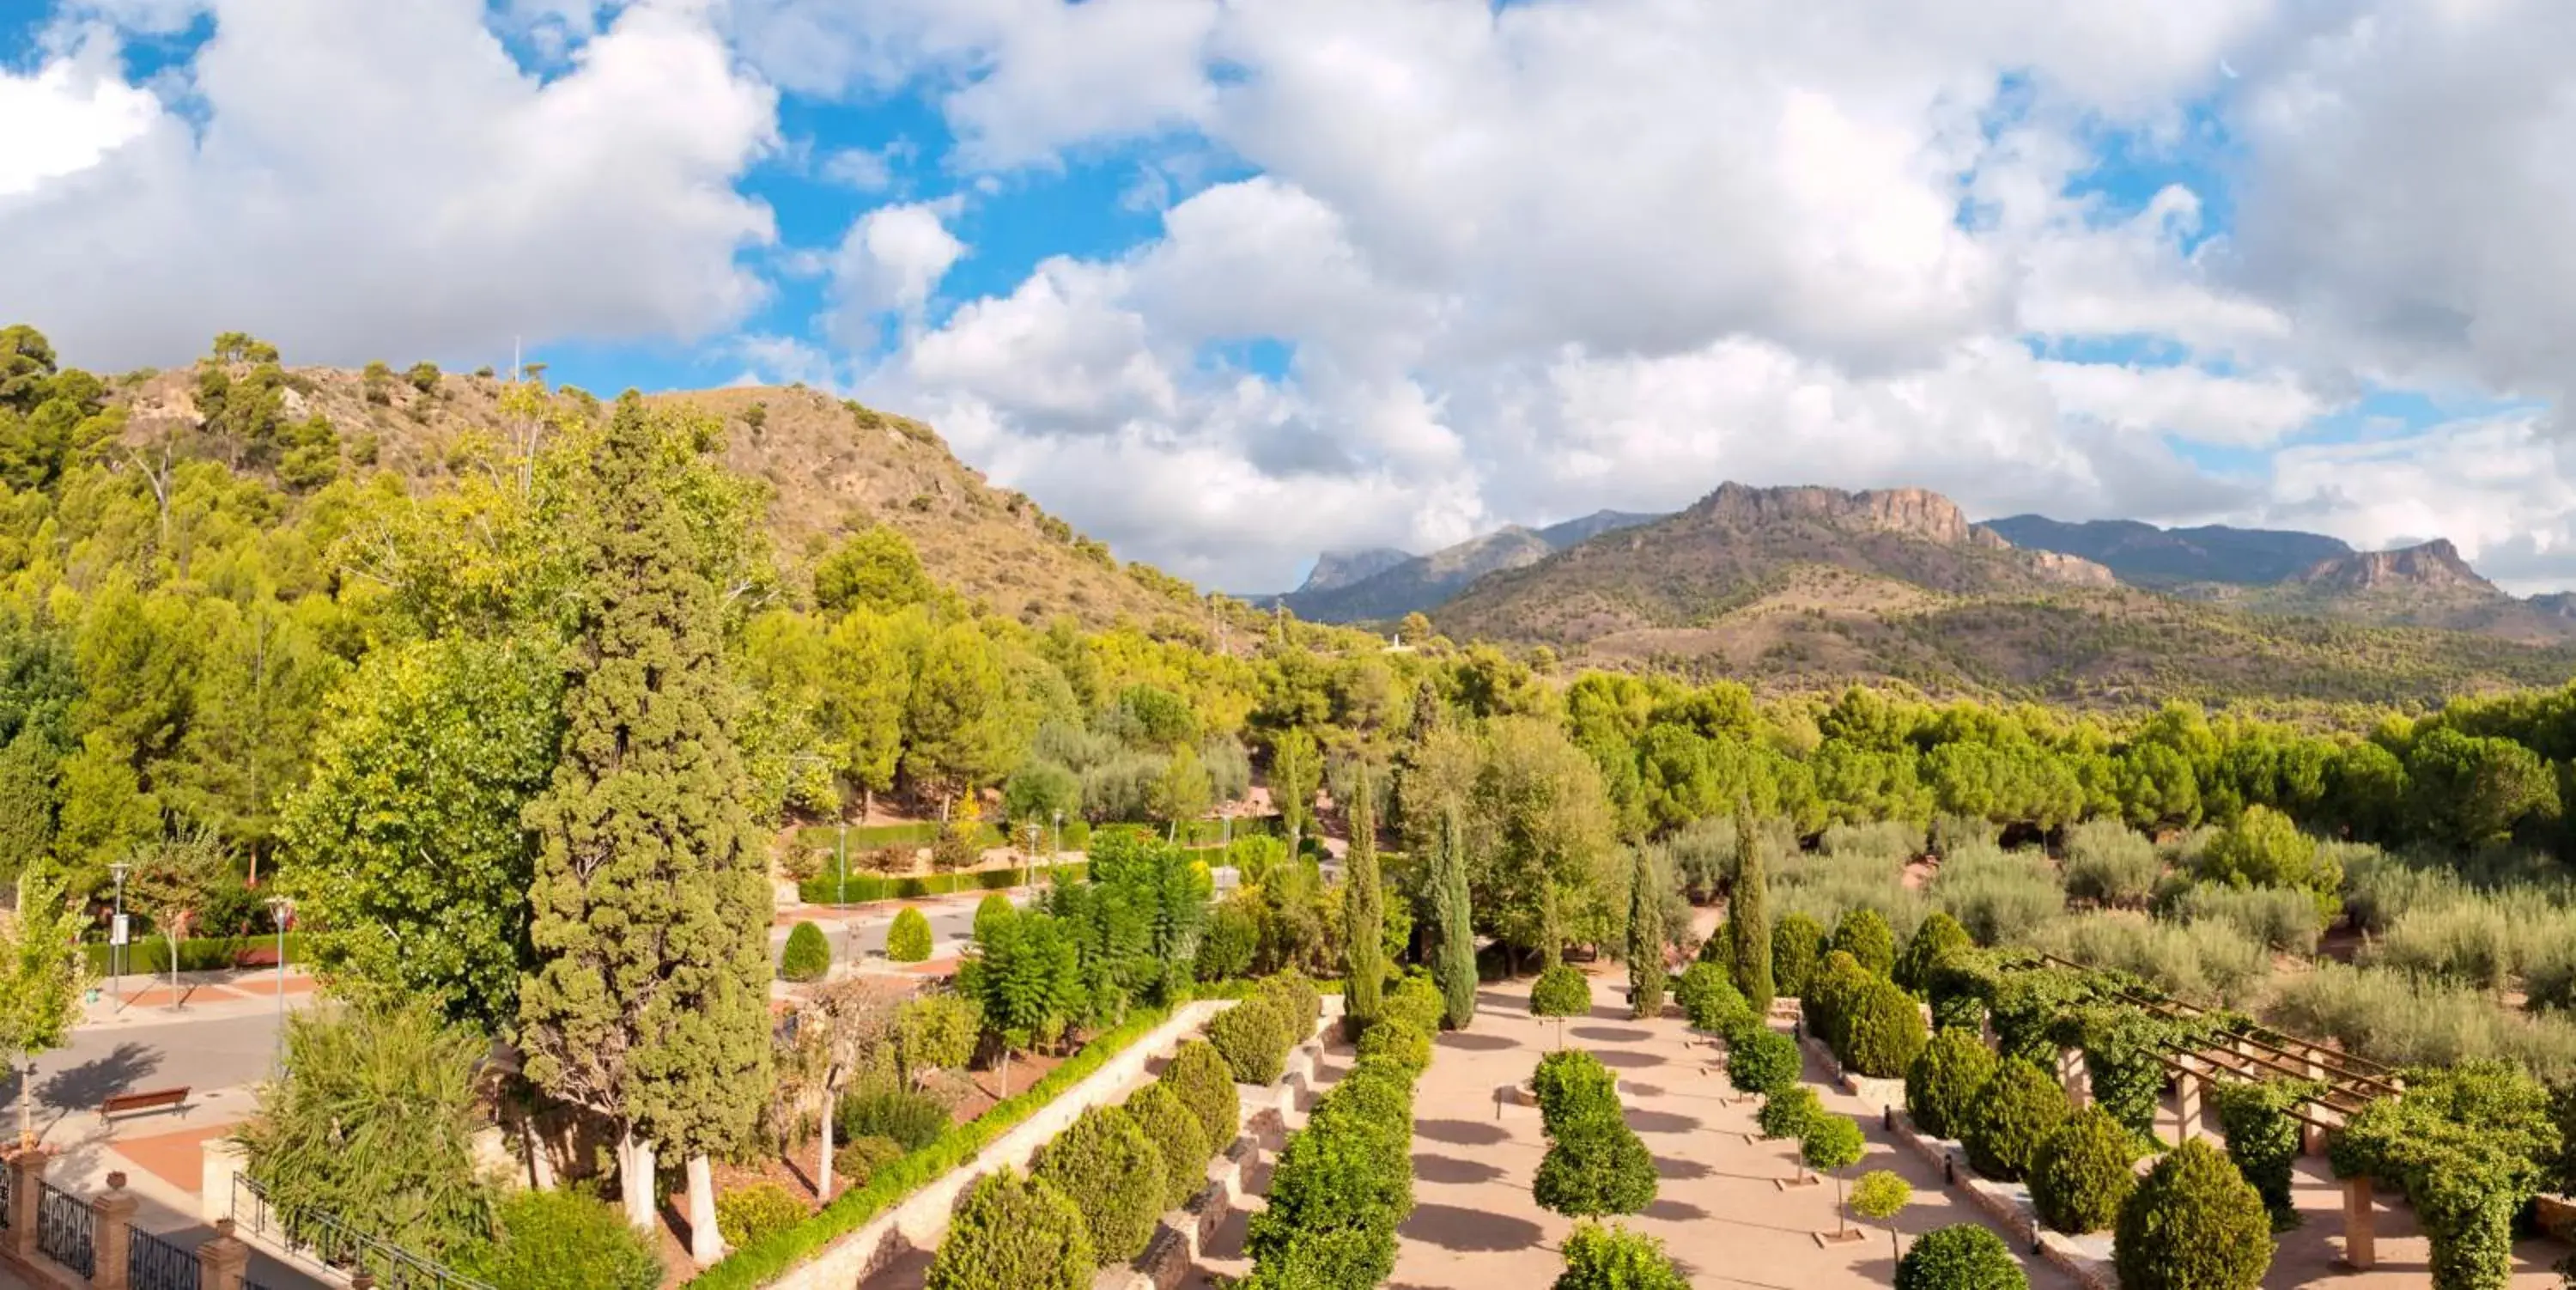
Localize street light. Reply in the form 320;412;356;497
106;861;130;1013
265;896;295;1075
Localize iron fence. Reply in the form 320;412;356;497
37;1180;95;1278
130;1225;204;1290
231;1176;495;1290
0;1155;11;1229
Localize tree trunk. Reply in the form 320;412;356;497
687;1153;723;1265
817;1100;836;1197
617;1129;658;1232
17;1054;33;1151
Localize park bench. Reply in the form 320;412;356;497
100;1086;191;1123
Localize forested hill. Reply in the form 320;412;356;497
88;339;1221;632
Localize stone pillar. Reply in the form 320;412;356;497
199;1140;247;1226
4;1147;49;1263
92;1171;138;1290
196;1221;249;1290
2342;1176;2376;1269
2173;1071;2202;1146
2057;1048;2089;1109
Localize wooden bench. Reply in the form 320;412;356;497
100;1086;190;1122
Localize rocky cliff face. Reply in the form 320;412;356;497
2295;539;2498;595
1690;482;1990;545
1295;547;1413;595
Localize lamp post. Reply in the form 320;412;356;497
107;861;130;1012
264;896;294;1076
1024;823;1040;890
1052;809;1064;878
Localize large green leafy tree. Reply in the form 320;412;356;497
167;599;343;882
904;621;1013;811
1;860;84;1147
959;902;1080;1092
516;398;772;1242
1343;764;1386;1029
282;638;561;1031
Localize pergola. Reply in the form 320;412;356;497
2030;953;2408;1267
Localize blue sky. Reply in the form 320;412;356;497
3;0;2573;592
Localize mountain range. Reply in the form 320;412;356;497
1263;509;1664;623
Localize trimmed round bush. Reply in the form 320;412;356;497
1534;1050;1619;1137
1905;1028;1998;1141
1033;1104;1168;1265
1727;1027;1801;1098
1801;1112;1866;1178
1126;1081;1214;1212
780;921;831;982
460;1189;663;1290
1960;1058;2069;1184
1384;972;1446;1034
926;1168;1094;1290
2112;1140;2272;1290
1802;950;1871;1054
1553;1220;1688;1290
1841;977;1929;1078
1163;1040;1241;1148
833;1135;906;1190
1355;1016;1431;1077
1265;971;1323;1040
836;1085;949;1152
2210;1080;2306;1226
1897;911;1974;995
1534;1114;1658;1217
1757;1085;1823;1141
714;1183;806;1248
2030;1106;2139;1235
887;908;934;963
973;892;1015;940
1831;909;1897;978
1675;961;1753;1033
1895;1223;2029;1290
1246;1089;1414;1286
1771;912;1827;999
1531;964;1593;1019
1209;993;1296;1085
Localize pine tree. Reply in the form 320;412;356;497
516;397;772;1244
1728;806;1773;1013
1432;807;1478;1031
1343;764;1385;1031
1625;849;1666;1019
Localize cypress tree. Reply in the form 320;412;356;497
516;396;772;1240
1626;849;1667;1019
1729;806;1774;1013
1431;808;1478;1031
1343;765;1386;1031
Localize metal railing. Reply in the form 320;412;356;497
130;1225;204;1290
0;1155;11;1229
37;1180;96;1278
231;1176;495;1290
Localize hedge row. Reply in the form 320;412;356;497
1241;1012;1431;1287
82;932;313;978
685;1002;1183;1288
796;862;1088;907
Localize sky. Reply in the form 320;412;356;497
3;0;2575;595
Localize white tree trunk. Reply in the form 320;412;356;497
687;1153;724;1266
817;1103;836;1197
617;1130;658;1232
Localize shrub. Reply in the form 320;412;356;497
715;1184;807;1248
1355;1017;1431;1077
2263;961;2576;1078
1801;1112;1866;1187
2033;911;2269;1006
1926;946;1999;1032
2198;806;2338;922
1125;1081;1213;1211
460;1189;663;1290
1195;898;1258;981
832;1135;905;1191
1383;972;1447;1034
1841;977;1929;1078
1552;1220;1688;1290
1895;1224;2028;1290
1929;844;2065;946
2030;1106;2138;1234
1803;950;1873;1056
2112;1140;2272;1290
925;1169;1093;1290
1209;994;1296;1085
1163;1040;1241;1147
2210;1080;2312;1227
1245;1072;1417;1288
836;1086;949;1152
1534;1114;1658;1217
1961;1058;2069;1183
1830;909;1897;977
2170;882;2323;957
1033;1104;1166;1264
1728;1027;1801;1098
1771;912;1827;997
1904;1028;1997;1141
1263;971;1324;1041
897;991;981;1078
1534;1050;1619;1137
887;909;934;963
1895;910;1973;995
2063;818;2160;909
1758;1085;1823;1141
1675;961;1753;1032
1531;964;1593;1019
781;922;832;982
